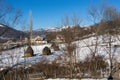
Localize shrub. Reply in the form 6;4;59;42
51;42;59;51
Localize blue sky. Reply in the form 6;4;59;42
6;0;120;30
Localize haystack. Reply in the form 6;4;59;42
24;45;34;57
42;46;51;55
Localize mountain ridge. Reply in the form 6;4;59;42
0;23;27;40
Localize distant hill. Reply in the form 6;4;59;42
24;27;59;37
0;23;27;40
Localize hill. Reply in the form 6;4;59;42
0;23;27;40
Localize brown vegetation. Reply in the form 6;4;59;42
51;42;59;51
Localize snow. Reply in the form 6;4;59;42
0;44;63;68
1;35;120;72
74;35;120;63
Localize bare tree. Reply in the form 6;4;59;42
61;14;70;27
87;5;101;78
0;1;26;79
0;0;13;21
72;12;82;26
11;8;22;26
88;5;101;57
92;4;120;79
86;4;115;78
0;0;23;32
29;10;33;45
60;13;82;78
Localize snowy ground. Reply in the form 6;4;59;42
0;44;63;69
0;35;120;70
75;36;120;63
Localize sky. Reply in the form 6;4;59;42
5;0;120;30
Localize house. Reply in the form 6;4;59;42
23;36;47;44
55;34;65;43
31;36;47;44
56;34;64;40
34;36;42;44
3;40;18;49
83;26;92;31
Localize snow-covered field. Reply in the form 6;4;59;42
0;44;63;69
1;35;120;79
0;35;120;71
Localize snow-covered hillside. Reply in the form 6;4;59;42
75;35;120;63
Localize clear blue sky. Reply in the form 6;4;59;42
6;0;120;30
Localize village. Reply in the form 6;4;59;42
0;36;47;50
